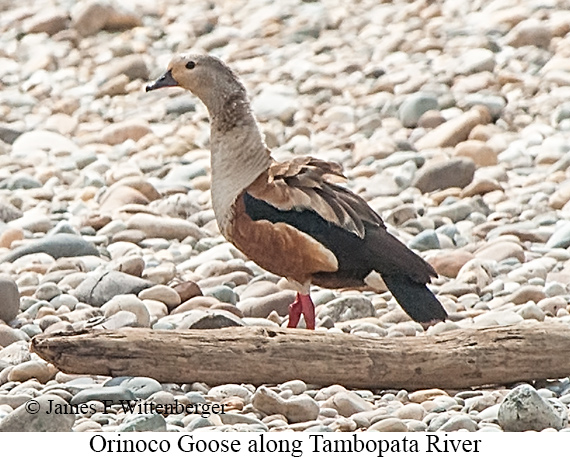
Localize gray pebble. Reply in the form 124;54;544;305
438;414;478;432
399;93;438;128
209;384;252;402
252;386;319;424
186;417;217;431
498;384;568;431
317;296;375;322
179;309;244;329
546;222;570;249
117;413;167;432
0;234;99;263
202;285;239;305
408;229;440;251
0;394;75;432
0;325;29;347
460;93;505;119
166;96;196;115
71;386;136;406
0;276;19;324
413;158;476;193
280;380;307;395
121;377;163;400
73;270;153;307
35;282;62;301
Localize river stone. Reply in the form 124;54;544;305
126;213;204;241
237;290;296;318
504;18;552;49
280;380;307;395
394;403;426;420
219;412;267;429
0;276;19;324
121;377;163;400
172;281;202;303
186;417;217;431
117;413;167;432
498;384;568;431
101;295;151;327
96;310;137;329
368;417;408;432
0;234;99;263
11;129;79;155
8;360;57;384
413;158;476;193
414;108;491;150
0;341;31;365
209;384;252;402
72;270;153;307
437;414;478;432
252;86;299;123
0;394;75;432
70;386;136;405
409;388;449;403
317;296;375;322
71;0;112;35
0;325;28;347
546;222;570;249
321;391;373;417
138;285;181;308
252;386;319;424
399;93;438;128
456;48;495;75
178;309;244;329
409;229;440;251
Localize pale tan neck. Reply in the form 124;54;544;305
200;85;272;234
209;123;271;234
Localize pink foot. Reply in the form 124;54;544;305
287;293;315;330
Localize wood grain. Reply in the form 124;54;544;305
31;322;570;390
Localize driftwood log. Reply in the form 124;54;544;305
31;322;570;390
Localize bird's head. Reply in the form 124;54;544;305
146;53;245;112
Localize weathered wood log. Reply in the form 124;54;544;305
31;322;570;390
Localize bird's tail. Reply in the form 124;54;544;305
382;274;447;324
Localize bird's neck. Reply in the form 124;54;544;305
207;93;271;234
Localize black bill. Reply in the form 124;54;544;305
146;69;179;92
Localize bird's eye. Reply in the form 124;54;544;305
185;61;196;70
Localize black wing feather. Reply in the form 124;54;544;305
242;191;447;323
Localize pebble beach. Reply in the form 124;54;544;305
1;0;570;432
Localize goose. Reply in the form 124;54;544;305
146;54;447;329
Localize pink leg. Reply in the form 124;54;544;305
287;293;315;330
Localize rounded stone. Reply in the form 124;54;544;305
453;140;497;166
408;229;440;251
394;403;426;420
252;386;319;424
138;285;181;308
438;414;478;432
35;282;62;301
279;380;307;395
208;384;252;402
121;377;163;400
8;360;57;384
0;394;75;432
413;158;476;193
498;384;567;431
321;391;373;417
73;271;153;307
0;276;20;324
368;417;408;432
316;295;375;322
399;93;438;128
101;294;151;327
237;290;296;319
